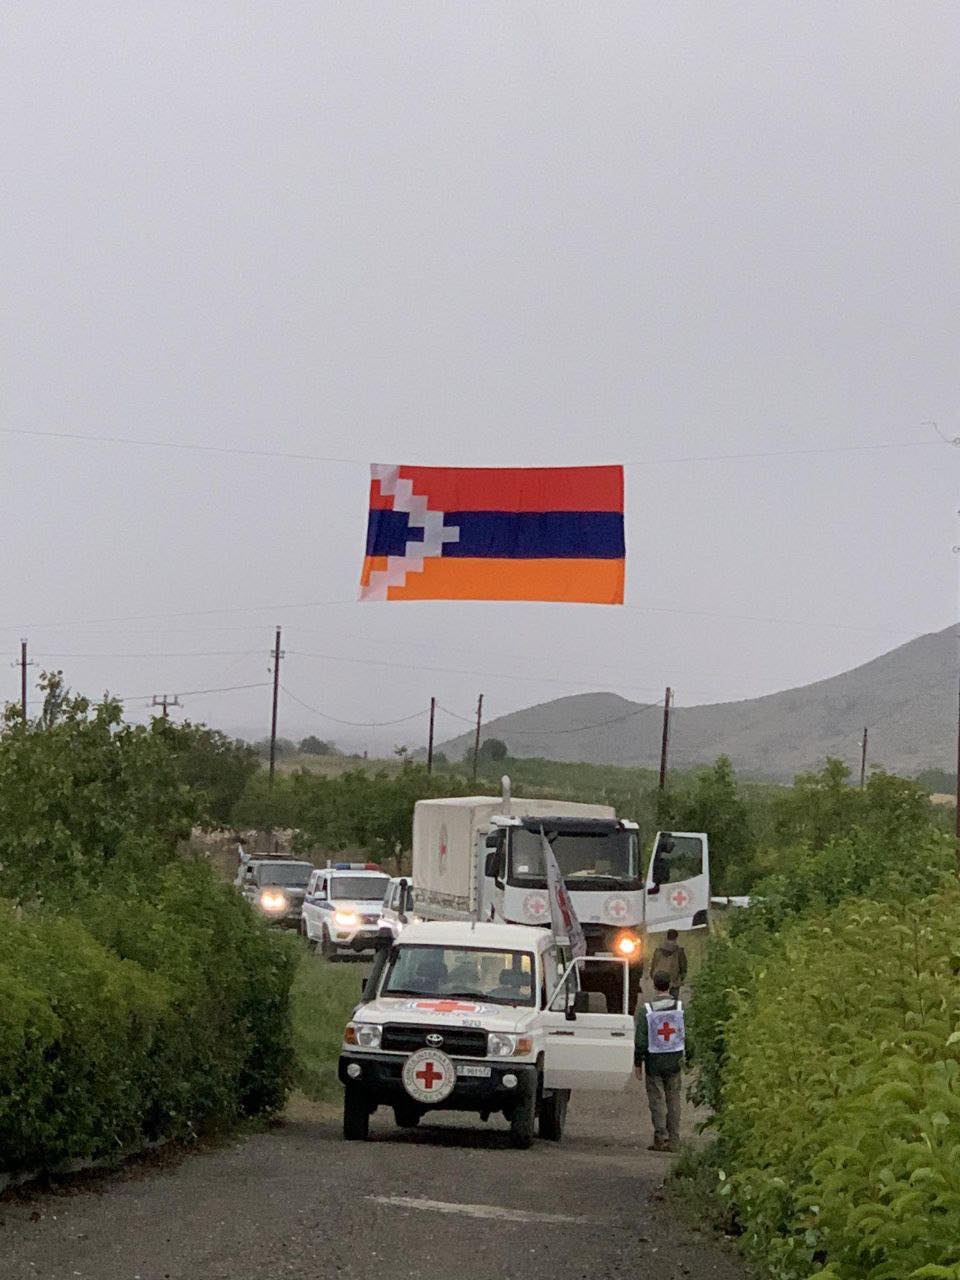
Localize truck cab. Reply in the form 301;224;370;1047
338;920;634;1147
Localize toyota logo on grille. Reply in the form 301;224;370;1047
426;1033;444;1047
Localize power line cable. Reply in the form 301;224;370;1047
113;681;270;703
1;424;950;468
280;683;428;728
438;700;663;736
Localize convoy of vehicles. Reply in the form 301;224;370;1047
300;864;391;958
236;856;315;927
338;919;634;1146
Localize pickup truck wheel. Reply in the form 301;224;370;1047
393;1104;421;1129
538;1089;569;1141
342;1087;370;1141
509;1083;536;1149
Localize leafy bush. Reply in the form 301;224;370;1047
0;684;297;1176
0;859;296;1175
714;891;960;1279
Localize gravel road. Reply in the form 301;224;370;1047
0;1083;747;1280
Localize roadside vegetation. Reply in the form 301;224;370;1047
0;675;295;1179
683;764;960;1279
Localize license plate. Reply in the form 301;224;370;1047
456;1064;492;1079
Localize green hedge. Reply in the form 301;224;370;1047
712;891;960;1279
0;859;296;1175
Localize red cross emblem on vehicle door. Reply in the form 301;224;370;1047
415;1059;445;1090
606;897;628;919
524;893;548;918
414;1000;479;1014
670;887;690;909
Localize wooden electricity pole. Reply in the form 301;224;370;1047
658;686;672;792
268;626;283;785
150;693;182;719
427;696;436;774
859;726;868;789
20;639;28;721
471;693;484;782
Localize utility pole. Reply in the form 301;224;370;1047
658;686;672;792
955;670;960;872
268;626;284;785
471;693;484;783
150;693;182;719
859;726;868;790
427;696;436;774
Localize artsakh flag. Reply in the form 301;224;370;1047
360;464;624;603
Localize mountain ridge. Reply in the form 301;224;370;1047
435;626;958;780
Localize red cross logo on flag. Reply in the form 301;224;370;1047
670;886;691;909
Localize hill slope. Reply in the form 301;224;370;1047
437;626;957;780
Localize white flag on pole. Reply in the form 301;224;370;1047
540;827;587;958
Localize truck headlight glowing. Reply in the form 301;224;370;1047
615;931;641;958
487;1033;533;1058
259;890;287;913
333;909;359;927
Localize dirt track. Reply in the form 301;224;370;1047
0;1083;746;1280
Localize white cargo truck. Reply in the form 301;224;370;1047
410;788;709;1009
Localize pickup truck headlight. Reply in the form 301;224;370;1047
487;1033;534;1058
333;909;359;927
344;1022;382;1050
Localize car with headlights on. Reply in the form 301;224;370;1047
301;864;391;958
338;919;634;1146
238;857;315;927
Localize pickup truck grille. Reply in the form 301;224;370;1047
380;1024;487;1058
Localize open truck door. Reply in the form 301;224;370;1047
644;831;709;933
542;956;634;1091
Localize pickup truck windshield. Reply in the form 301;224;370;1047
331;876;390;900
508;829;638;888
383;946;536;1007
255;863;313;887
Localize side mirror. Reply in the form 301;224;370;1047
647;884;660;896
375;926;393;951
361;977;368;996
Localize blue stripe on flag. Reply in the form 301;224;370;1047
366;510;625;560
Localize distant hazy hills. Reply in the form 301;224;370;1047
437;626;958;781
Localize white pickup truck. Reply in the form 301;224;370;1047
338;919;634;1147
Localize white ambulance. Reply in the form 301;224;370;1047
338;919;634;1147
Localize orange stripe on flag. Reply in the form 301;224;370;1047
360;555;388;587
384;558;624;604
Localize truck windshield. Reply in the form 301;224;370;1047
256;863;313;887
508;829;638;889
331;876;390;901
382;946;536;1007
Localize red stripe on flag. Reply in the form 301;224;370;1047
368;478;394;510
392;466;623;513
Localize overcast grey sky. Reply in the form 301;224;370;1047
3;2;958;754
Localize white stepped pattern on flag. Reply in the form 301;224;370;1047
360;464;461;600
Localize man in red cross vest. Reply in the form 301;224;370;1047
635;970;685;1152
